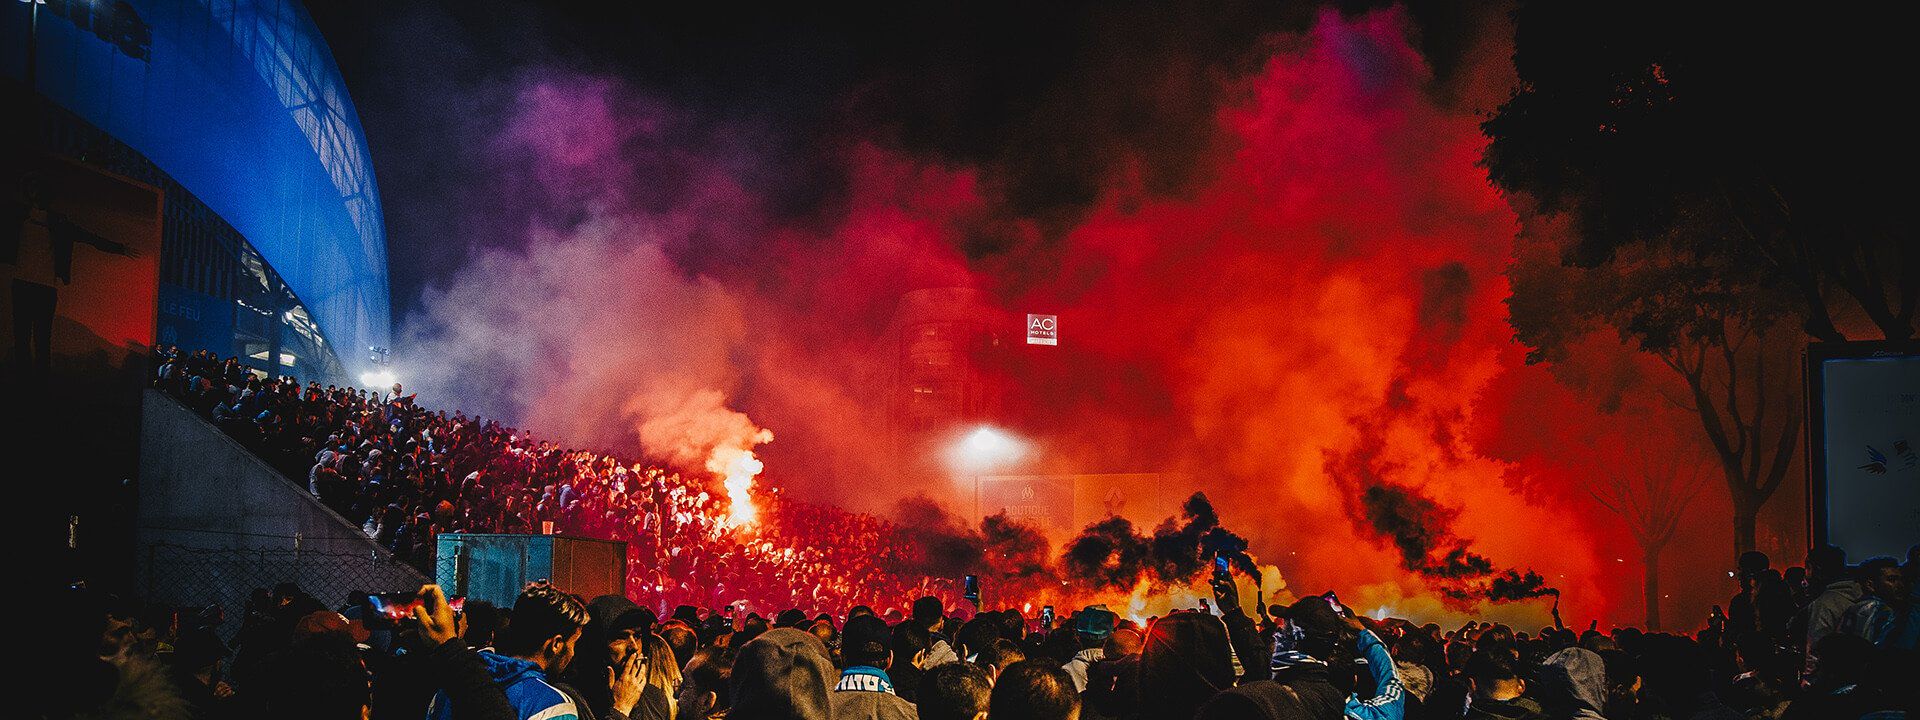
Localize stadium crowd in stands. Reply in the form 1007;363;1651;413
149;345;962;619
41;345;1913;720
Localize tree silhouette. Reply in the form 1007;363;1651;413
1504;219;1801;559
1481;1;1916;343
1581;435;1710;630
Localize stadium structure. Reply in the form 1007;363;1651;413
4;0;389;384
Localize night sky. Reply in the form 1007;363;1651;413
300;0;1848;627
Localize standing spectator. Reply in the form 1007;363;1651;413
427;583;590;720
833;615;917;720
732;628;836;720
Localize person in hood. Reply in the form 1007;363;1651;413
1139;611;1238;720
428;582;590;720
831;615;917;720
1532;647;1606;720
732;627;836;720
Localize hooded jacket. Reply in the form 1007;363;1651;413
1197;663;1348;720
1534;647;1606;720
1139;612;1239;720
1800;579;1863;684
429;650;580;720
732;628;836;720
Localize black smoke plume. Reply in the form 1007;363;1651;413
1063;492;1258;593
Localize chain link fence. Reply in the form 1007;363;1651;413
142;540;429;640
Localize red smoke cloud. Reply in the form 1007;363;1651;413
396;6;1762;627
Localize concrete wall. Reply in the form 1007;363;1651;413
136;389;424;627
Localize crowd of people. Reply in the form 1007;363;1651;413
47;544;1919;720
149;345;965;617
57;345;1909;720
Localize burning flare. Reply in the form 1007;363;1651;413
711;436;772;525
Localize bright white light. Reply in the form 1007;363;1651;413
949;426;1024;473
360;370;397;390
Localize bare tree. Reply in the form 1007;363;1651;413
1583;437;1711;630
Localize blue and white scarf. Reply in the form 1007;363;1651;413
835;665;895;694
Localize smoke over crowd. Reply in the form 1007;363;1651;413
321;0;1772;626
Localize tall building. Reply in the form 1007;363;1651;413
870;287;1013;477
4;0;390;383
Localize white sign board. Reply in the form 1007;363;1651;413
1026;314;1057;345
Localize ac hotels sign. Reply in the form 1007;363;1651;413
1026;314;1057;346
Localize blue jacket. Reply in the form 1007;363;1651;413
429;650;579;720
1344;630;1405;720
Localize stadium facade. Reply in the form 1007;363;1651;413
4;0;389;383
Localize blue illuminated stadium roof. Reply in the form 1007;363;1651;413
4;0;390;375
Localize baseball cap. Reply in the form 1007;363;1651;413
1076;606;1117;640
842;614;893;655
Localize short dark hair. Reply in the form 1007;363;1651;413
683;646;735;716
989;660;1079;720
497;583;588;656
1464;648;1524;686
973;638;1026;673
918;661;991;720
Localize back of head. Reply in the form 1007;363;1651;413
912;596;945;627
682;646;736;720
1464;648;1525;696
660;621;698;671
1103;627;1144;658
731;628;835;720
975;638;1027;676
498;583;589;658
1536;646;1607;715
955;618;1002;659
842;614;894;669
989;659;1080;720
918;660;992;720
1139;612;1235;720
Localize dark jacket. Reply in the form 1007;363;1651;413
1197;664;1347;720
732;628;836;720
1140;613;1238;720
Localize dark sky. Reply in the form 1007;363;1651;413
305;0;1504;322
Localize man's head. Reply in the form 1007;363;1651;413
498;583;589;673
912;596;945;630
918;661;992;720
1465;648;1527;701
1103;627;1143;658
842;614;893;669
678;646;734;720
974;638;1026;680
990;660;1081;720
775;608;809;629
1857;556;1902;600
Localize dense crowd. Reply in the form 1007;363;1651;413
149;345;962;618
46;545;1919;720
59;345;1910;720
